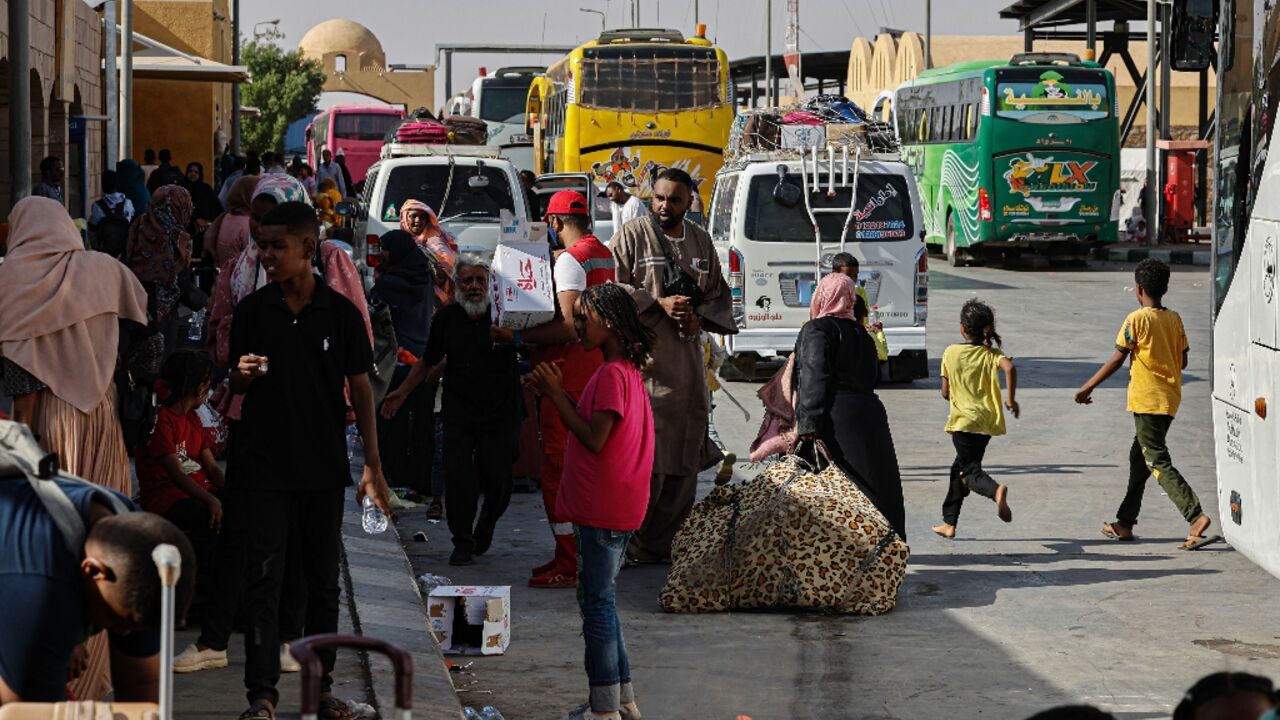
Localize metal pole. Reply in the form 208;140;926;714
1085;0;1097;59
231;0;240;155
765;0;772;106
119;0;133;160
694;0;699;24
9;0;31;203
1145;0;1157;245
104;0;118;170
924;0;932;69
445;50;453;103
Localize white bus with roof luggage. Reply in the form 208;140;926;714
707;107;929;380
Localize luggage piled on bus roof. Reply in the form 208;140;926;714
727;94;898;160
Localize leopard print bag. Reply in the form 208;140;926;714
659;450;909;615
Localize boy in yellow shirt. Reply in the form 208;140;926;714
1075;258;1213;549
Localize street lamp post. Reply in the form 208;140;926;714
580;7;606;32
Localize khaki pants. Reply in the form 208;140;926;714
628;473;698;561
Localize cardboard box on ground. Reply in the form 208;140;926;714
427;585;512;655
491;210;555;330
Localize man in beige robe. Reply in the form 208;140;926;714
611;168;737;562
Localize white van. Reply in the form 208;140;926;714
354;144;531;288
706;151;929;380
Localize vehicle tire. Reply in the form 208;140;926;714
945;212;963;267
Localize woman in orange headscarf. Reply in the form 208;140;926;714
0;196;150;701
399;199;457;305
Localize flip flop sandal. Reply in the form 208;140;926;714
239;701;275;720
1181;534;1222;551
1102;522;1135;541
318;695;355;720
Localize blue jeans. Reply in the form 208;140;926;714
575;525;632;712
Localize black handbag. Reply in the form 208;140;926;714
649;215;705;307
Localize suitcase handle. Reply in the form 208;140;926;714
291;634;413;717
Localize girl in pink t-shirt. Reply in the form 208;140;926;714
531;283;655;720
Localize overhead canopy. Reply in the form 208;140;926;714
108;24;250;83
998;0;1147;30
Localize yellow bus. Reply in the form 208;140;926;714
525;26;734;209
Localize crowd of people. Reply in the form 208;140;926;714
0;134;1235;720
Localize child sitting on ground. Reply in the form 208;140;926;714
137;349;225;607
1075;257;1213;549
933;298;1018;539
531;283;656;720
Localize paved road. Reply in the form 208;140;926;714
397;262;1280;720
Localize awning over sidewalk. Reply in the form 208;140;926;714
107;25;250;83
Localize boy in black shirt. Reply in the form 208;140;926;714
228;201;391;720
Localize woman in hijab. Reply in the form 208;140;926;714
126;184;193;352
182;161;222;235
399;199;457;305
0;196;149;702
116;158;151;215
792;272;906;540
203;174;258;269
372;229;435;498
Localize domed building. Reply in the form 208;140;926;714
298;19;434;110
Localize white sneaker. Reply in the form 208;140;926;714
280;643;301;673
173;643;227;673
620;701;642;720
565;704;621;720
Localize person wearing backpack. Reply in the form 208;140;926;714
87;169;135;257
0;420;197;705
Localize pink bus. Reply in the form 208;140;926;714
305;105;405;191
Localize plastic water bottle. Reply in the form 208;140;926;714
462;709;482;720
346;426;360;461
479;707;506;720
868;305;880;326
187;308;206;342
362;496;388;534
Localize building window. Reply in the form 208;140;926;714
335;54;347;73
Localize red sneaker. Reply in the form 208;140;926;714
529;571;577;589
530;559;557;577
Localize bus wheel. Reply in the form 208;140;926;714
945;212;964;267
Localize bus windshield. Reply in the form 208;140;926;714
378;165;515;223
995;67;1109;123
578;46;722;112
480;86;531;124
334;113;403;142
744;174;914;242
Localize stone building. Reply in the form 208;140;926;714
0;0;106;218
299;19;433;110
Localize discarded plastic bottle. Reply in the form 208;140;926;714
462;708;482;720
187;308;206;342
362;495;388;534
346;426;360;461
479;707;505;720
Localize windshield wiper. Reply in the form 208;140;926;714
439;210;498;223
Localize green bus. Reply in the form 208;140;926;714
892;53;1121;266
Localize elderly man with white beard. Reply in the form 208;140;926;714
384;254;524;566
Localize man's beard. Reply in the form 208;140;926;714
658;211;684;230
455;287;490;319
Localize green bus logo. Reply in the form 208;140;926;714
1003;154;1099;197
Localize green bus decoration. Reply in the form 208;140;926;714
892;53;1121;266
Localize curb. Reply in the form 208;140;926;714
1095;246;1211;266
341;488;466;720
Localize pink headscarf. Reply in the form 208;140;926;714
399;199;457;303
809;272;857;321
0;197;148;412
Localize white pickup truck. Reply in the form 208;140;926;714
352;143;532;289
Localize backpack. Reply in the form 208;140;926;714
94;199;131;258
0;420;130;556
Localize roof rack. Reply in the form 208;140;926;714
381;143;505;160
596;28;686;44
725;105;899;164
1009;52;1082;66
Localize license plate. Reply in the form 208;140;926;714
510;134;532;143
797;280;816;305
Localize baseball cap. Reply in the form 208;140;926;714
543;190;591;221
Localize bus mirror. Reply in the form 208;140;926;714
773;165;801;208
1171;0;1216;71
919;229;927;240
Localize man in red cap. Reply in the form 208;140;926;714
494;189;616;588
